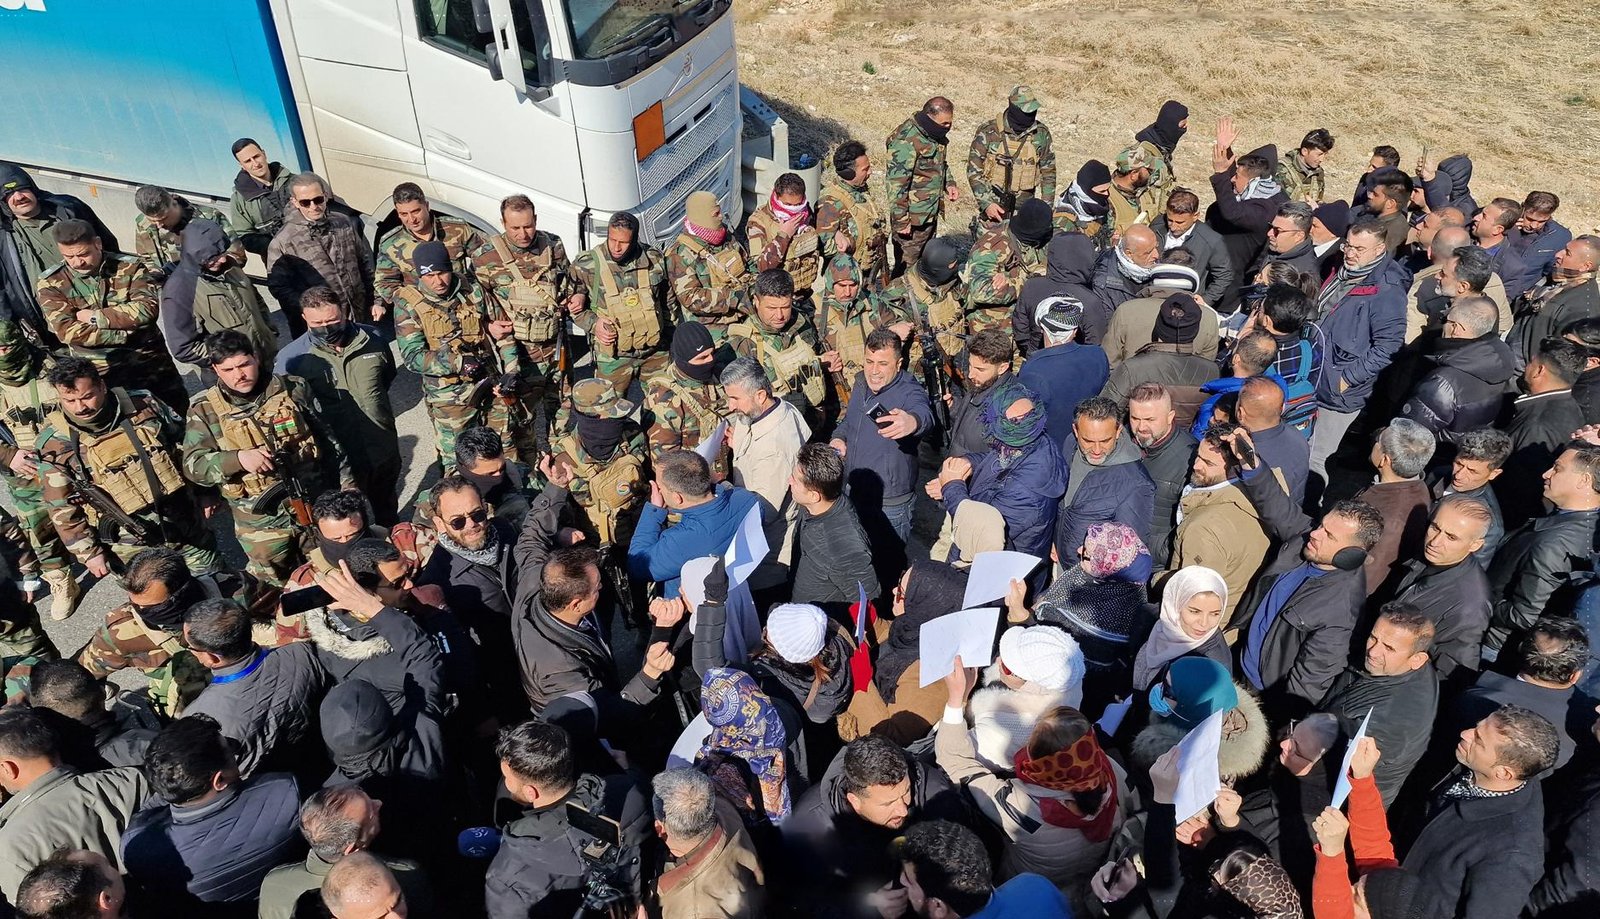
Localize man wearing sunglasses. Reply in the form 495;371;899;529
265;172;373;338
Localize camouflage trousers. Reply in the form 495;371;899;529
513;351;564;461
0;507;39;579
1;611;60;702
103;514;221;579
76;607;209;718
227;502;310;587
424;379;500;470
3;470;71;573
967;304;1014;337
593;349;669;403
892;221;938;280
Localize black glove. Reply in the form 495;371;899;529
498;372;524;397
704;556;729;605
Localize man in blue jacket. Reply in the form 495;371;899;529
1018;298;1109;451
1309;218;1409;504
1053;395;1156;564
628;449;759;599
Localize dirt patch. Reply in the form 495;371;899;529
736;0;1600;233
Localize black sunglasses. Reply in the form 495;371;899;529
447;508;489;530
296;195;327;207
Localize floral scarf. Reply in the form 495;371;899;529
697;667;790;822
1014;728;1119;841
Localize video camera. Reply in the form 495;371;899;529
566;801;636;919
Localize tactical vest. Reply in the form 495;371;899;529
746;208;822;291
592;252;663;357
0;378;59;455
396;286;490;367
489;234;561;343
979;118;1042;193
733;323;825;406
50;389;186;520
908;270;969;357
826;183;888;273
823;300;872;381
559;435;646;546
677;233;750;291
654;370;725;442
204;380;319;501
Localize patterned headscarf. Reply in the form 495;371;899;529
1014;722;1120;841
1218;855;1304;919
981;377;1048;453
1083;523;1150;580
697;668;791;822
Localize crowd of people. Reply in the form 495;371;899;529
0;83;1598;919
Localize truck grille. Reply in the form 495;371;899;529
638;83;738;202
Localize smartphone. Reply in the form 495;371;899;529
281;585;333;616
868;402;890;420
1231;437;1257;469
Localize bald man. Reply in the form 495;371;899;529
322;851;406;919
1509;235;1600;369
1400;296;1517;438
1091;224;1162;315
1235;376;1309;505
1410;226;1510;341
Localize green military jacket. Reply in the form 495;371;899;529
966;115;1057;214
965;224;1049;310
1275;149;1326;204
1136;139;1176;216
886;116;951;233
132;197;240;278
374;214;488;307
229;164;294;247
35;255;173;382
279;324;400;472
179;373;351;505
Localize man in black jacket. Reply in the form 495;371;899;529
1225;428;1384;716
1387;496;1494;692
1251;201;1322;280
1527;705;1600;917
1499;337;1587;529
1205;123;1288;311
1403;704;1558;919
1150;187;1233;306
943;329;1014;457
486;720;651;919
1508;235;1600;369
1448;615;1588;771
1;162;119;348
1400;296;1517;441
789;443;878;612
1483;444;1600;661
1129;383;1196;567
28;660;155;771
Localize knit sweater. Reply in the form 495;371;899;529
1311;773;1395;919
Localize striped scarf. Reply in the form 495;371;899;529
685;219;728;246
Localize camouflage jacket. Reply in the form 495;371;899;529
885;269;971;360
642;363;729;470
76;569;273;717
885;117;951;232
1136;139;1176;215
374;215;488;306
965;224;1050;309
569;244;672;339
470;230;573;343
179;374;352;502
817;291;914;388
966;116;1057;212
815;181;890;287
728;314;825;407
745;203;822;291
546;428;650;547
36;255;170;376
667;232;751;326
393;278;520;381
1275;149;1326;204
132;197;241;279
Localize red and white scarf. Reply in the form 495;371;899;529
769;189;811;224
685;218;728;246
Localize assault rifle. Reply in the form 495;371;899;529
36;448;159;546
250;425;313;528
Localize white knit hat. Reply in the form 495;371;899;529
766;603;828;663
998;626;1084;693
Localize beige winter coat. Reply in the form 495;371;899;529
730;398;811;590
1162;471;1283;619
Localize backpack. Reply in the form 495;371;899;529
1281;327;1321;438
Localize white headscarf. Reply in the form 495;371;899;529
1131;566;1228;691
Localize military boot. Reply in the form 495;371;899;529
42;568;83;621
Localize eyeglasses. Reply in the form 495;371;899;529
1267;225;1301;236
296;195;327;207
447;508;489;530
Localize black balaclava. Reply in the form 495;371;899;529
1005;104;1037;134
914;111;950;145
1076;160;1113;212
1134;100;1189;156
575;413;625;460
1011;198;1054;249
918;238;961;285
132;577;203;632
671;321;717;382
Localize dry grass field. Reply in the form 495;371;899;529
735;0;1600;233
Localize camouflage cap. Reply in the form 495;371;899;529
827;254;863;289
1114;145;1151;175
571;377;634;419
1008;86;1040;114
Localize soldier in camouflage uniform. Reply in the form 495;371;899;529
746;172;822;311
1052;159;1115;242
965;198;1054;337
1108;146;1166;238
547;379;650;554
967;86;1057;228
34;357;220;581
395;240;522;469
279;488;424;643
642;320;730;480
668;191;751;344
0;320;79;619
728;269;827;426
886;97;959;278
1130;99;1188;217
817;141;891;291
816;256;914;406
569;211;671;399
75;547;271;719
373;182;489;324
131;185;243;283
0;517;57;690
886;238;972;387
181;331;352;586
471;195;580;452
1275;129;1334;205
36;218;189;413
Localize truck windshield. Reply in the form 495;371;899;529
563;0;674;60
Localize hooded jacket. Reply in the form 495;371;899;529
1019;343;1110;451
319;678;448;785
946;433;1068;561
304;606;446;719
1420;155;1478;215
265;204;374;315
1167;475;1279;620
1315;254;1411;413
1017;233;1104;349
160;218;278;367
1130;684;1271;783
1400;334;1516;440
1101;287;1223;368
1053;431;1156;566
0;163;120;345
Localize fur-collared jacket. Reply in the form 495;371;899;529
304;605;447;719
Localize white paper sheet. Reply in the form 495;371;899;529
723;503;768;588
961;550;1043;609
695;420;728;464
1097;697;1135;737
1173;709;1227;823
1331;707;1374;808
918;607;1000;687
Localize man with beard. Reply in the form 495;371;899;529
668;191;751;344
1205;118;1289;312
36;357;220;578
887;97;959;276
728;269;827;424
130;185;240;283
374;182;487;326
818;141;891;290
746;171;823;309
227;138;294;257
943;329;1014;457
570;211;671;397
266;172;374;336
36;219;189;413
277;287;403;524
1164;423;1278;619
1043;395;1153;565
1;161;118;348
0;320;77;619
815;255;914;412
548;379;651;576
414;426;536;543
967;197;1053;335
159;218;278;369
967;86;1056;227
1130;99;1188;214
1128;383;1198;567
76;547;270;719
1051;159;1113;239
642;320;730;479
1253;201;1322;281
726;357;812;601
1107;145;1163;236
181;331;352;586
